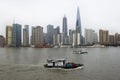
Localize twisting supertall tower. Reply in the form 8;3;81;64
76;7;82;46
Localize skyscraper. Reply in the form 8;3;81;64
109;35;115;45
12;23;22;47
115;33;120;45
62;16;68;44
44;33;48;43
85;29;98;45
62;16;68;37
47;24;54;45
23;25;29;46
99;29;109;45
69;29;73;44
76;7;82;46
72;30;76;47
6;25;12;46
31;27;36;45
31;26;43;47
53;26;60;46
35;26;43;46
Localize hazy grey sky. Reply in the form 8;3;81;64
0;0;120;36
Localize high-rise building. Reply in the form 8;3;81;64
53;26;60;46
6;25;12;46
61;33;64;45
69;29;73;44
76;7;82;46
47;24;54;45
115;33;120;45
12;23;22;47
71;29;81;47
56;26;60;34
31;26;43;47
31;27;36;45
109;35;115;45
62;16;68;44
93;32;98;44
99;29;109;45
23;25;29;46
57;33;61;46
0;35;5;47
35;26;44;46
44;33;48;43
62;16;68;37
85;29;98;45
72;30;76;46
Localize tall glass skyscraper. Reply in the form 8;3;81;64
12;23;22;47
62;16;68;37
47;24;54;45
62;16;68;44
76;7;82;45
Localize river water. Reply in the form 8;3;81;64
0;47;120;80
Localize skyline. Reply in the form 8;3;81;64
0;0;120;37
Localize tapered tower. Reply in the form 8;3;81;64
76;7;82;46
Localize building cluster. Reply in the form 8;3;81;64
0;7;120;47
99;29;120;46
6;24;44;47
6;24;25;47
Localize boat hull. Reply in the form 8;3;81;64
73;51;88;54
44;63;84;69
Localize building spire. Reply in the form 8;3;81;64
76;6;81;29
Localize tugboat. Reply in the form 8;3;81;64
44;58;84;69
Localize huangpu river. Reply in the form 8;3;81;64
0;47;120;80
